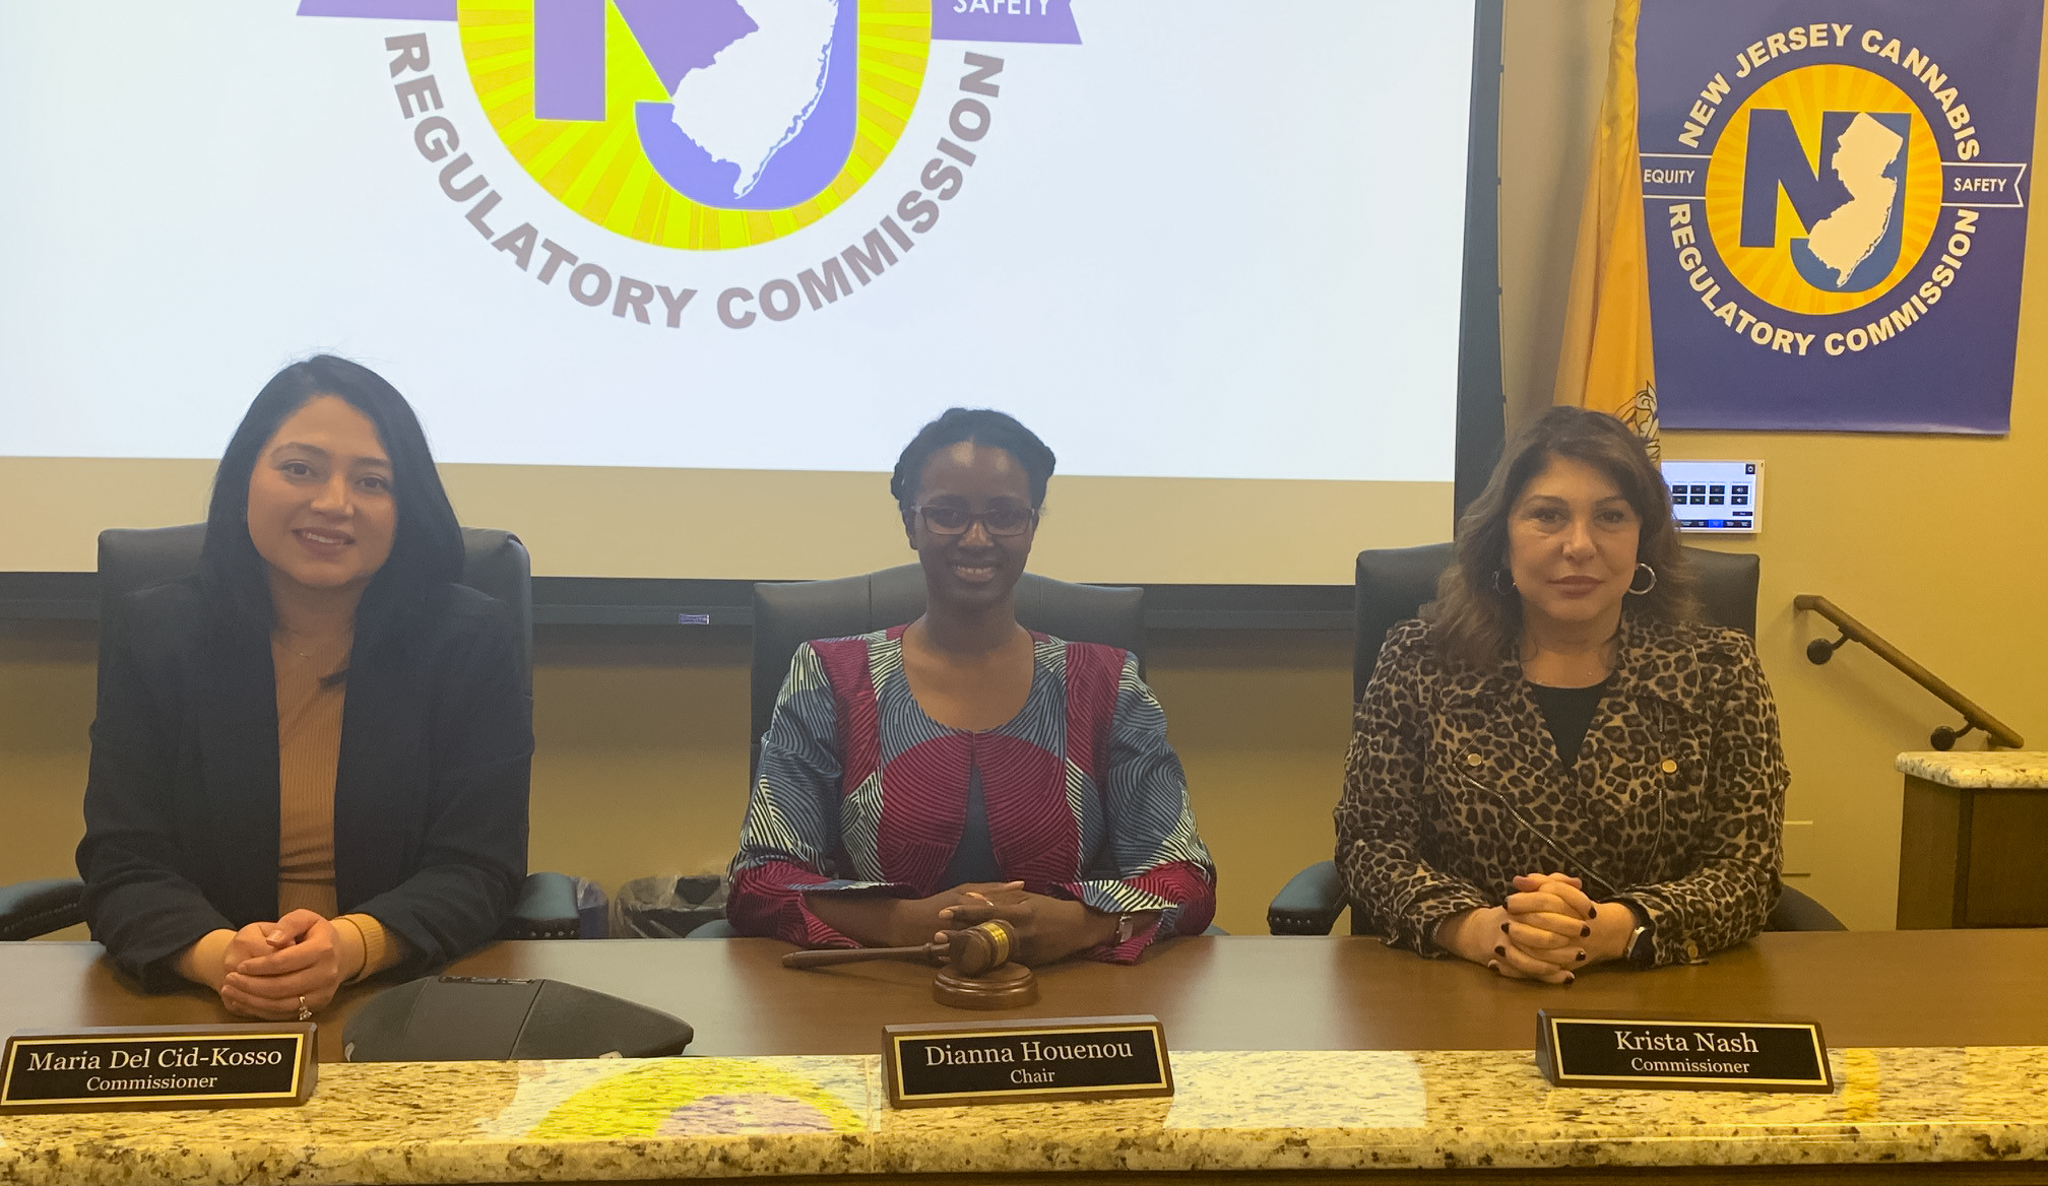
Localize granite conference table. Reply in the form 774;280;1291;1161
3;932;2046;1184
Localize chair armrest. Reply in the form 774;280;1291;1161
499;872;581;940
1765;884;1847;932
1266;861;1345;936
0;878;86;942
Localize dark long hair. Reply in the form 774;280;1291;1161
890;408;1058;512
1432;407;1698;669
201;355;463;648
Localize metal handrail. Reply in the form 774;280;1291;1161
1794;595;2024;751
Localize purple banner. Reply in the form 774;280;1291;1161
1637;0;2041;433
932;0;1080;45
296;0;455;18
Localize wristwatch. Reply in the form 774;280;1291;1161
1621;902;1656;967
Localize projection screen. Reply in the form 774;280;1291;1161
0;0;1481;583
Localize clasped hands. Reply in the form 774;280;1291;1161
1438;872;1636;985
183;909;364;1019
807;880;1135;966
929;881;1131;966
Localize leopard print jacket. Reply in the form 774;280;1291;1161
1333;612;1788;967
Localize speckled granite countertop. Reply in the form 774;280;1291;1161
1897;751;2048;788
2;1047;2045;1182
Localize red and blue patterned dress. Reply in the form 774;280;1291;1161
728;627;1216;962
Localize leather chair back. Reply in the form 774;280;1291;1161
96;524;534;695
1352;543;1761;702
750;563;1144;755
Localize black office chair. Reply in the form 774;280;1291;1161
1265;542;1845;937
687;563;1149;939
0;523;580;943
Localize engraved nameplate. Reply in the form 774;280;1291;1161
1537;1010;1832;1093
883;1015;1172;1108
1;1025;317;1112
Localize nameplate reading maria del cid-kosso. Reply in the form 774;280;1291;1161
883;1015;1171;1108
1;1025;316;1113
1537;1010;1832;1093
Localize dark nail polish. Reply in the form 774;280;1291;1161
1500;922;1510;933
1575;950;1587;962
1494;945;1506;957
1587;907;1600;920
1565;972;1576;985
1580;924;1591;937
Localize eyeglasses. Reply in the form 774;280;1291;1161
911;504;1038;537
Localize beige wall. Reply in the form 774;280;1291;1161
0;459;1450;587
6;2;2043;936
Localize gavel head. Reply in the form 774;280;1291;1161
942;919;1019;976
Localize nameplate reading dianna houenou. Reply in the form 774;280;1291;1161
1;1025;316;1112
1537;1011;1832;1093
883;1015;1171;1107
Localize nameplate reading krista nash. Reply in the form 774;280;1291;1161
1;1025;317;1113
1537;1010;1832;1093
883;1015;1172;1108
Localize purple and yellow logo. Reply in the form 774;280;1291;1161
1704;63;1945;316
466;0;927;249
301;0;1079;249
1635;2;2040;435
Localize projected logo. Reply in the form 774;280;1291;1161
465;0;923;249
300;0;1082;327
1636;3;2038;433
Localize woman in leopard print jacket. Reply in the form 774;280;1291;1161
1335;409;1788;979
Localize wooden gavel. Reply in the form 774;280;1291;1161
781;919;1020;976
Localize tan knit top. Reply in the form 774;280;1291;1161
272;633;400;978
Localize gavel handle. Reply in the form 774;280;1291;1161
782;942;941;969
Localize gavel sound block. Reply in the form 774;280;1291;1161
781;920;1039;1009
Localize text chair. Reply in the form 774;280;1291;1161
0;523;579;943
689;563;1149;939
1266;543;1844;936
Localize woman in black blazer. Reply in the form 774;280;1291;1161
78;356;532;1019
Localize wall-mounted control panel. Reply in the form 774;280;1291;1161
1662;459;1761;534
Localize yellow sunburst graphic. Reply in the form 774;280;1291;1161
458;0;931;250
1704;64;1941;317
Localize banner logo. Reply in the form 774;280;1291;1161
1637;3;2039;433
1711;65;1942;311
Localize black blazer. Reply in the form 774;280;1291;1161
77;578;533;991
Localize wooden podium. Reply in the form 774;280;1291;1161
1896;752;2048;928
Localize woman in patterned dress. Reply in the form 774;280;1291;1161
728;409;1216;965
1335;407;1788;982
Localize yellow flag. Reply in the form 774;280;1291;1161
1553;0;1659;459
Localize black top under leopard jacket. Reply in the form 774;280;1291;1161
1334;611;1788;967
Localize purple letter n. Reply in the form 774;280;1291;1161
535;0;605;121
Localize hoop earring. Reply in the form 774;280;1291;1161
1492;569;1516;596
1627;562;1657;596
